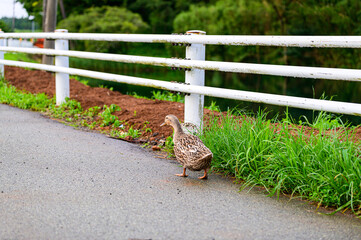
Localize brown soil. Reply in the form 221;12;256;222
4;66;361;143
4;66;217;143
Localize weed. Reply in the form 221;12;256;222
162;136;175;157
302;111;346;131
71;75;89;86
49;98;83;119
99;85;114;91
130;92;148;99
0;79;54;111
152;90;184;103
126;126;141;138
98;104;121;127
84;106;101;117
205;101;221;112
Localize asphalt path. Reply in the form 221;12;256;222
1;104;360;240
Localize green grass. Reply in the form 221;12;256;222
4;52;39;63
0;79;54;110
199;110;361;216
129;90;184;103
151;90;184;103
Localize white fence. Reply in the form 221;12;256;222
1;30;361;128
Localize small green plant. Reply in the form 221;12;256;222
302;111;346;131
84;106;101;117
49;98;83;119
152;90;184;103
205;101;221;112
126;126;141;138
99;85;114;91
80;80;89;86
130;92;148;99
0;79;54;110
162;136;175;157
142;121;152;133
98;104;121;127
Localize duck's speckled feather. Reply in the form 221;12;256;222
173;133;213;171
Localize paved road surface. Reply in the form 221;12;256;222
1;104;360;240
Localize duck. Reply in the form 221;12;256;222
161;115;212;179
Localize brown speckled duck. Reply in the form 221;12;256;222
161;115;212;179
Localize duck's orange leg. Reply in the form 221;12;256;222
198;169;208;180
175;168;188;177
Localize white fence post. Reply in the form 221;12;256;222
55;29;69;105
0;30;4;78
184;30;206;129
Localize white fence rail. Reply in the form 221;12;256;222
1;30;361;128
2;46;361;82
2;32;361;48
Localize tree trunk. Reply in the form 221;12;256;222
42;0;57;65
42;0;47;32
58;0;66;19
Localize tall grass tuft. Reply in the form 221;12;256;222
200;110;361;216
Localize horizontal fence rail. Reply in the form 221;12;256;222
1;46;361;82
2;32;361;48
1;30;361;127
2;59;360;116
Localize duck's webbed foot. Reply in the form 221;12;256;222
198;169;208;180
175;168;188;177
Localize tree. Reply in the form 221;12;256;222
0;20;12;32
16;0;43;27
57;6;148;52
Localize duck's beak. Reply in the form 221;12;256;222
160;122;166;127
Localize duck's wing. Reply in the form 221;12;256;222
174;134;212;165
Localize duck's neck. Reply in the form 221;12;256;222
172;120;184;140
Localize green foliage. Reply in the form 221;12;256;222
58;6;148;52
84;106;101;117
15;0;43;26
125;126;141;138
151;90;184;103
0;79;53;110
98;104;121;127
200;110;361;215
0;20;11;32
127;0;216;33
0;17;40;31
5;52;39;63
49;98;83;121
302;111;346;131
205;101;220;112
163;136;175;157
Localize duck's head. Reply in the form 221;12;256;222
160;115;180;128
